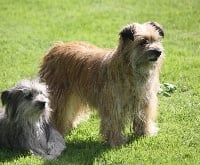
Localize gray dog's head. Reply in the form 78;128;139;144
119;21;164;67
1;80;51;123
0;80;65;160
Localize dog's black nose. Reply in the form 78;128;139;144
147;50;162;61
35;101;46;109
155;50;161;57
149;50;162;57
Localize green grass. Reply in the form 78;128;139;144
0;0;199;164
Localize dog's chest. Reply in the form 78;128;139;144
113;73;151;110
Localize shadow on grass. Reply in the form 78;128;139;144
0;148;30;163
43;135;143;165
0;136;140;164
43;140;110;165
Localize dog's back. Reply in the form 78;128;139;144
40;41;109;88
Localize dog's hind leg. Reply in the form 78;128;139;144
51;92;89;135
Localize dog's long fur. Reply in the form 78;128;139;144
39;22;164;146
0;80;65;159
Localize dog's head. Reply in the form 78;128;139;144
1;80;50;123
119;21;164;66
1;80;65;160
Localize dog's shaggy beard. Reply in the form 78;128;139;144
0;80;65;160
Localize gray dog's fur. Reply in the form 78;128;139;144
0;80;65;159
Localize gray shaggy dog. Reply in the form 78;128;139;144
0;80;65;160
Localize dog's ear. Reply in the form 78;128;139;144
148;22;164;38
119;25;135;41
1;90;10;106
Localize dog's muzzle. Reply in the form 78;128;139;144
146;50;162;61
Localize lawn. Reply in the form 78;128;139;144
0;0;199;164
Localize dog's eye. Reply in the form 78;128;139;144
139;39;149;46
24;93;33;100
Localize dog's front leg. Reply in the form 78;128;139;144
99;109;127;147
132;96;159;137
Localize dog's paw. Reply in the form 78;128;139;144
146;123;159;136
107;136;128;147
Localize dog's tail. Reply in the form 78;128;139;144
39;41;64;81
39;42;68;96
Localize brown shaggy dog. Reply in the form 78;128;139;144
39;22;164;147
